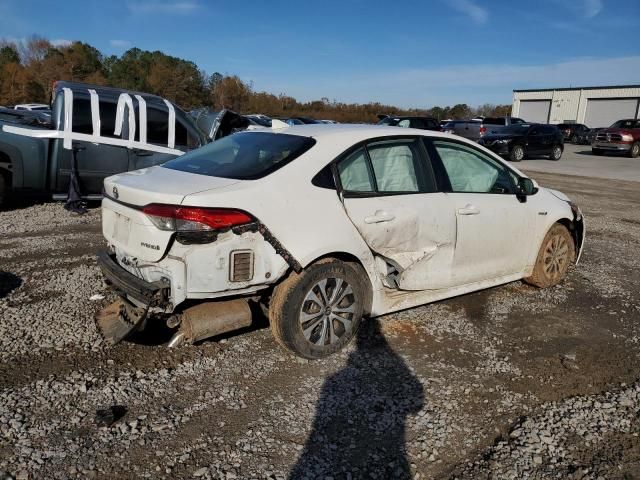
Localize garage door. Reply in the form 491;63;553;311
519;100;551;123
584;98;640;128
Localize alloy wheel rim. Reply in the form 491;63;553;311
299;277;356;346
514;147;524;160
553;146;561;159
542;234;570;280
633;144;639;156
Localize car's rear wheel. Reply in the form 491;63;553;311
269;258;365;359
629;142;640;158
570;134;578;143
524;224;575;288
550;145;563;161
592;148;603;156
510;145;525;162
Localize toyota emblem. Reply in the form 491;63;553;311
112;186;119;199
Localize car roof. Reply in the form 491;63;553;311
249;123;454;143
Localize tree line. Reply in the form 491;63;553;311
0;37;510;123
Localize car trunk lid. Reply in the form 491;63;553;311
102;167;240;262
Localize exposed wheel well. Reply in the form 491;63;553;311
306;252;373;316
556;218;583;260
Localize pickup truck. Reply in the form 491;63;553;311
443;116;527;142
592;119;640;158
0;81;247;206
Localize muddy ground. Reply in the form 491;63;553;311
0;171;639;479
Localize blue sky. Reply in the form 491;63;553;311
1;0;639;108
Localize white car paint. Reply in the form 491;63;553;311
101;124;584;318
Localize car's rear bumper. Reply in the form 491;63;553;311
97;251;170;307
593;142;632;152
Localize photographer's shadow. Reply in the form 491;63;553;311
290;319;424;479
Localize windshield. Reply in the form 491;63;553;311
162;131;316;180
610;119;638;129
377;117;399;126
499;125;532;135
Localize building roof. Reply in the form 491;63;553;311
513;84;640;93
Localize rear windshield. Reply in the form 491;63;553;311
162;131;315;180
483;118;506;125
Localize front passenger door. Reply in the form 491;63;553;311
428;139;535;285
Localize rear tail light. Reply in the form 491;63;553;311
479;126;486;136
142;204;254;232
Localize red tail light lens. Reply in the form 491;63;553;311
479;126;486;136
142;204;254;232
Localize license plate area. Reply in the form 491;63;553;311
113;213;131;245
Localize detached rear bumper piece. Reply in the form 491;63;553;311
97;251;169;307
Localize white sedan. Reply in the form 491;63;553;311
97;124;584;358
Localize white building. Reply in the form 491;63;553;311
512;85;640;128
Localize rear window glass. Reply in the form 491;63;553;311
162;132;315;180
483;118;506;125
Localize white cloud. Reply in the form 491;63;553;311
127;1;199;15
448;0;488;25
110;39;132;48
583;0;603;18
50;39;72;47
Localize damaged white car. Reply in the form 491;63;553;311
96;124;584;358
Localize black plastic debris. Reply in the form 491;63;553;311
64;146;87;214
95;405;127;427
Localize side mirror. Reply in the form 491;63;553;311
519;177;538;196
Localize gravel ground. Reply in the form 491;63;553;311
0;172;639;480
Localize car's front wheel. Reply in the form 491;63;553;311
510;145;525;162
550;145;563;161
269;258;365;359
630;142;640;158
524;224;575;288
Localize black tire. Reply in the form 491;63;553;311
630;142;640;159
524;224;575;288
0;173;6;207
510;144;525;162
269;258;365;359
592;148;603;156
550;144;563;161
570;134;578;144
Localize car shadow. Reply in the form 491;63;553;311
0;271;23;298
289;318;424;479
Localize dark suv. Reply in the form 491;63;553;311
478;124;564;161
377;115;441;131
556;123;590;143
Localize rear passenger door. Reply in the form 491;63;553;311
426;139;535;285
338;137;458;290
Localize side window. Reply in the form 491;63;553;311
367;140;421;193
397;119;411;128
512;118;524;124
145;106;169;144
433;141;516;194
411;118;426;129
337;148;375;192
337;139;434;194
71;98;92;134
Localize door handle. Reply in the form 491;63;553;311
457;204;480;215
364;210;395;224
